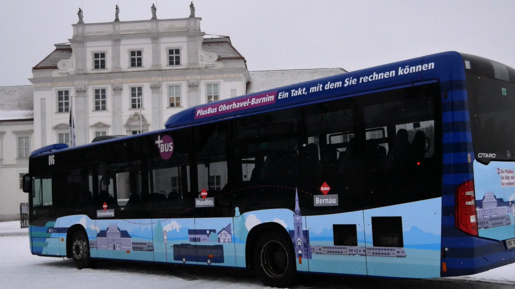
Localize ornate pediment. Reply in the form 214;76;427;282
124;112;150;127
90;122;111;129
53;123;70;130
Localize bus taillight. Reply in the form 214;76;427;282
455;181;478;236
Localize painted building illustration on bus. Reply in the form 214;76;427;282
187;224;232;243
89;224;154;252
476;192;514;229
288;190;312;260
96;224;132;251
173;224;232;264
310;245;407;258
188;229;217;242
218;224;232;243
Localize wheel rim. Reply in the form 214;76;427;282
72;238;88;260
73;239;84;260
260;240;288;278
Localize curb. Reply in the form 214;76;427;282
0;232;29;237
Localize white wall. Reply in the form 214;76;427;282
0;120;33;220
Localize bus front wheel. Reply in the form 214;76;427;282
71;230;93;269
253;231;296;288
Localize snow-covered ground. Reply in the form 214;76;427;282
1;221;514;289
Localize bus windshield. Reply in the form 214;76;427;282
467;75;515;163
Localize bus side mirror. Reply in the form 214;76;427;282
22;174;32;193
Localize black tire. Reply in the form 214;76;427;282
71;230;93;269
253;231;296;288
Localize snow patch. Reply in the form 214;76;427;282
0;110;33;120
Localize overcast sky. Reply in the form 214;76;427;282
0;0;514;86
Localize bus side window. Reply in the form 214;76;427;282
361;83;440;206
75;169;94;210
116;171;131;207
97;173;117;207
195;123;228;196
33;177;52;207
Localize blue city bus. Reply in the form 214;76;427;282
23;51;515;287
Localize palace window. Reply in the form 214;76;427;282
94;88;107;111
168;85;181;107
57;90;70;112
130;50;142;67
168;49;181;66
131;87;143;109
93;52;106;69
58;133;70;146
209;175;221;190
18;136;30;159
207;83;219;103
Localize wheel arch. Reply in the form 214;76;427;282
66;224;88;258
245;222;292;270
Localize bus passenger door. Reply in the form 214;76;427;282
191;121;236;267
193;217;235;267
147;162;197;265
94;167;154;262
29;176;62;257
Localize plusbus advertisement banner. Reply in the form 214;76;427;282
195;91;277;119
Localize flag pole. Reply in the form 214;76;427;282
139;94;143;134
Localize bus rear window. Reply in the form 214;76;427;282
467;75;515;163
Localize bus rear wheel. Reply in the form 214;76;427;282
71;230;93;269
253;231;296;288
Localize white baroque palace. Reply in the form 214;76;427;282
0;8;346;221
31;16;251;146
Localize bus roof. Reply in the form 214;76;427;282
165;51;466;129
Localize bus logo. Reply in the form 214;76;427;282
201;189;208;199
478;153;496;159
320;182;331;195
155;135;174;160
96;203;115;218
48;155;55;166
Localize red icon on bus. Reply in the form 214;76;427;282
201;189;208;199
103;202;108;211
320;182;331;195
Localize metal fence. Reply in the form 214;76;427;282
20;203;28;228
